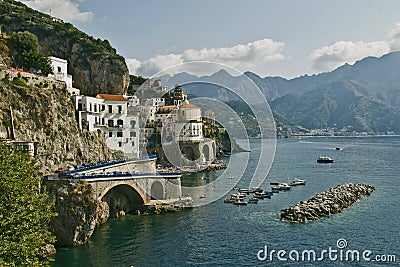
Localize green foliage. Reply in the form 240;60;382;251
8;31;39;54
16;50;53;76
12;76;28;87
0;143;56;267
7;31;52;75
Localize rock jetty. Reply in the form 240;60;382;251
281;183;375;223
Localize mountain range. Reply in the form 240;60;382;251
159;52;400;135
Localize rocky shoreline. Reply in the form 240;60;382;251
281;183;375;223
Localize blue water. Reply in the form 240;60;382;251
53;137;400;266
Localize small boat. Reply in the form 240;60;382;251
251;187;263;193
199;194;207;199
272;183;291;191
224;198;235;203
248;198;259;204
231;193;246;199
233;200;247;205
317;156;334;163
289;178;306;186
270;181;281;186
227;175;235;179
335;147;341;150
258;192;272;199
238;188;250;194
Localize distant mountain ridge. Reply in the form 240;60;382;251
161;52;400;134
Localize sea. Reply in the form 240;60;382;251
52;136;399;266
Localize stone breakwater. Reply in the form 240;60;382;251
281;183;375;223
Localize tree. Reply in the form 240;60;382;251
7;31;52;75
0;143;56;267
8;31;39;55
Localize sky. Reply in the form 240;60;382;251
19;0;400;79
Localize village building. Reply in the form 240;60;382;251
48;56;80;95
75;94;140;157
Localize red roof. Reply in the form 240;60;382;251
97;94;127;101
159;105;177;109
181;104;200;109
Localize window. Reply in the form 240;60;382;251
130;120;136;128
101;105;105;111
102;118;105;125
94;105;97;112
57;66;62;73
89;103;92;112
131;141;135;146
118;105;123;114
118;142;122;147
108;132;112;137
130;131;136;138
117;120;123;127
108;105;112;113
108;120;114;127
117;131;123;137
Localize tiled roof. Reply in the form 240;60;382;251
159;105;177;109
97;94;127;101
181;104;200;109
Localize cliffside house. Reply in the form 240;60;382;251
48;56;80;95
75;94;140;157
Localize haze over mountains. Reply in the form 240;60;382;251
160;52;400;134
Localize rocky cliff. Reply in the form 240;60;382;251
45;180;109;246
0;69;123;173
0;0;130;96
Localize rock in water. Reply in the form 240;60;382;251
280;183;375;223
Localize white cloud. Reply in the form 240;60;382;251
125;58;141;75
128;38;285;76
20;0;93;22
310;41;390;72
389;22;400;51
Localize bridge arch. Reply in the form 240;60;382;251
98;181;147;216
151;181;164;200
202;143;211;162
181;146;198;161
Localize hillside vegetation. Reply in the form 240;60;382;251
0;0;129;96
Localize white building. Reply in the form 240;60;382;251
48;56;80;95
155;104;203;142
75;94;140;157
176;104;203;142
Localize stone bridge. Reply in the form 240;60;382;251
48;156;190;215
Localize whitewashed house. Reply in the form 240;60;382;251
75;94;140;157
48;56;80;95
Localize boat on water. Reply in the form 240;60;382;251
317;156;334;163
271;183;291;191
199;194;207;199
224;198;235;203
270;181;281;186
335;147;341;150
250;187;263;193
231;193;246;199
227;175;235;179
289;178;306;186
238;188;250;194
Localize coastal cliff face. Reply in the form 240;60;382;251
0;0;130;96
45;180;109;246
0;70;123;173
